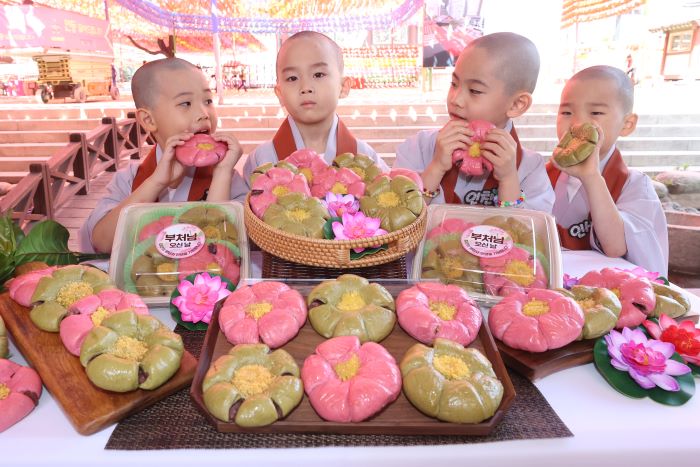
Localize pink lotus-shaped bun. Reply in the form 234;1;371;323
175;133;227;167
59;289;149;356
177;242;240;285
452;120;496;176
397;282;482;346
310;167;365;199
481;246;548;297
249;167;311;218
138;216;174;242
579;268;656;329
425;218;476;241
285;149;329;183
0;358;42;433
219;282;307;348
488;289;584;352
386;168;424;192
301;335;401;422
7;266;57;307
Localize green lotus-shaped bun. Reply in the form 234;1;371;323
648;283;691;319
30;265;114;332
332;153;384;183
307;274;396;343
202;343;302;427
79;310;184;392
262;192;329;239
250;161;299;184
177;204;238;244
553;122;599;167
559;285;621;339
360;175;423;232
421;237;484;293
400;338;503;424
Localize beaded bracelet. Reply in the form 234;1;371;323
422;187;441;199
493;191;525;208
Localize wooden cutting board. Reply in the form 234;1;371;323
0;292;197;435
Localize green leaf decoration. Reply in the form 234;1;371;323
350;244;388;260
323;217;342;240
169;273;235;331
594;335;695;405
688;362;700;377
0;218;109;289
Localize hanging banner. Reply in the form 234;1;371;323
0;4;112;55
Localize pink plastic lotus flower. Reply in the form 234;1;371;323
7;266;57;307
138;216;174;242
562;273;580;290
579;268;656;329
172;273;232;325
481;246;548;297
249;167;311;218
321;192;360;218
310;167;365;199
301;335;401;422
386;168;424;192
175;133;228;167
605;327;690;391
0;359;42;433
177;242;240;285
396;282;482;346
451;120;496;176
331;211;387;253
488;288;584;352
219;282;307;348
644;314;700;366
285;149;329;184
60;289;149;356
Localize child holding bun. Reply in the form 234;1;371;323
547;65;668;275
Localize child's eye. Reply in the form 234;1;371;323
178;101;191;108
591;111;605;116
313;72;326;78
469;89;483;95
560;111;572;116
285;76;298;82
450;81;458;88
205;98;213;105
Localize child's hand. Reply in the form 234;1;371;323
211;133;242;173
432;119;473;173
481;128;518;183
151;132;192;189
553;123;604;182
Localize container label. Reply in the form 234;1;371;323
155;223;205;259
461;225;513;258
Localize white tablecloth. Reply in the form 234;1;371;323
2;251;700;467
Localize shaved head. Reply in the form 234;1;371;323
467;32;540;95
131;58;201;109
570;65;635;113
276;30;344;78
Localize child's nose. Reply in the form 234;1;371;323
299;78;313;94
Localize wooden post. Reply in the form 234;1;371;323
70;133;90;195
101;117;119;171
30;162;53;220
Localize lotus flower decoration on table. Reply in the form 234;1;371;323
644;314;700;368
331;211;387;253
170;273;234;330
175;133;227;167
321;192;360;218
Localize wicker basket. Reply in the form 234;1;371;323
244;193;427;268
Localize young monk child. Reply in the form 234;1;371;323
81;58;242;253
547;65;668;275
232;30;387;201
394;32;553;211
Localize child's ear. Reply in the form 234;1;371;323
274;83;283;104
620;112;638;136
505;91;533;119
339;77;351;99
136;108;157;133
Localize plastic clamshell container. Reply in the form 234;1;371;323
110;201;249;307
412;204;562;305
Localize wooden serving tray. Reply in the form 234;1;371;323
0;292;197;435
190;281;516;435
